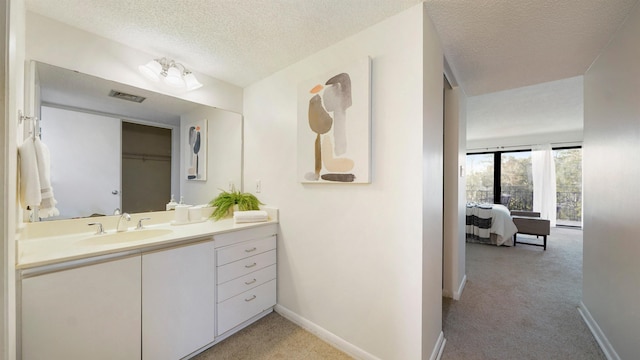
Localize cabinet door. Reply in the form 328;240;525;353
21;256;142;360
142;241;216;360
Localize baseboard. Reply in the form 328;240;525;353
442;274;467;300
430;331;446;360
453;274;467;300
577;301;621;360
274;305;382;360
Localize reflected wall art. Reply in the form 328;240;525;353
297;57;371;183
183;119;207;181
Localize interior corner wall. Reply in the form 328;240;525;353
443;84;467;300
583;2;640;359
24;11;243;114
242;4;442;359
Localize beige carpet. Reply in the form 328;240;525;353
442;227;605;360
192;312;353;360
194;228;601;360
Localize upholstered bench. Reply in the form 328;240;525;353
510;211;551;250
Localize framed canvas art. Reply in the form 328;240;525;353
297;57;371;183
183;119;207;181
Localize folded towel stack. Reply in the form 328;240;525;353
234;210;269;223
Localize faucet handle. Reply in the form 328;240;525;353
136;217;151;230
88;222;106;235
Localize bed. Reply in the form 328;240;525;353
466;203;518;246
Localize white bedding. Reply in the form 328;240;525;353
466;204;518;246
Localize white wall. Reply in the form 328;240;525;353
4;1;26;359
443;84;467;300
243;4;443;359
180;107;243;206
582;2;640;359
0;3;6;354
25;12;243;114
420;6;446;356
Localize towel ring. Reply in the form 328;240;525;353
19;110;41;138
18;110;37;124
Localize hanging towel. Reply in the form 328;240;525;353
234;210;269;223
17;136;59;218
18;137;42;210
33;137;59;218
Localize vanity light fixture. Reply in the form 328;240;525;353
138;57;203;91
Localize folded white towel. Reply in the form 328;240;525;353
33;137;59;218
18;136;59;218
18;138;42;210
234;210;269;223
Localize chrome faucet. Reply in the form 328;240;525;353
117;213;131;232
88;222;106;235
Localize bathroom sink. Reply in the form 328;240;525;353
79;229;173;246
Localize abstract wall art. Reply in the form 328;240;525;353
183;118;207;181
297;57;371;183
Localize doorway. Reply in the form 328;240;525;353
121;122;172;213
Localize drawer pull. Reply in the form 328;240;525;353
245;262;257;268
245;278;257;285
245;247;257;253
245;295;257;302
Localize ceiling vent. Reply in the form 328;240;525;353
108;90;146;103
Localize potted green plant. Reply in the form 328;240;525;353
208;188;263;220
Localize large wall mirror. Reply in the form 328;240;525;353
30;61;243;221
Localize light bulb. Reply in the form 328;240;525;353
183;73;203;90
164;66;184;88
138;60;162;82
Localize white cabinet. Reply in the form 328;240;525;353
215;225;277;336
142;240;216;360
21;256;142;360
20;224;277;360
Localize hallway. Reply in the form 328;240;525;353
442;228;604;359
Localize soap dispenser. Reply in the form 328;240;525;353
166;194;178;210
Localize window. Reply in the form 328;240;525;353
554;148;582;226
500;151;532;211
465;153;494;204
466;147;582;226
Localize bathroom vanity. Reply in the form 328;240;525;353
17;210;278;360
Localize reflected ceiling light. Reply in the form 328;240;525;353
138;57;203;91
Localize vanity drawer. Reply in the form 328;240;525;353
216;235;276;266
217;279;276;335
217;264;276;302
217;250;276;284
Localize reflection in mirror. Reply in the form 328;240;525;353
32;61;242;221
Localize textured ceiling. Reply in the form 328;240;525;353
25;0;422;88
25;0;639;95
425;0;639;95
466;76;583;145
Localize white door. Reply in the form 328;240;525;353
40;105;121;218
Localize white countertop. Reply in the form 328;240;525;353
17;208;278;270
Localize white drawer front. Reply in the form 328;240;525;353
216;235;276;266
217;250;276;284
217;280;276;335
217;264;276;302
213;224;277;248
